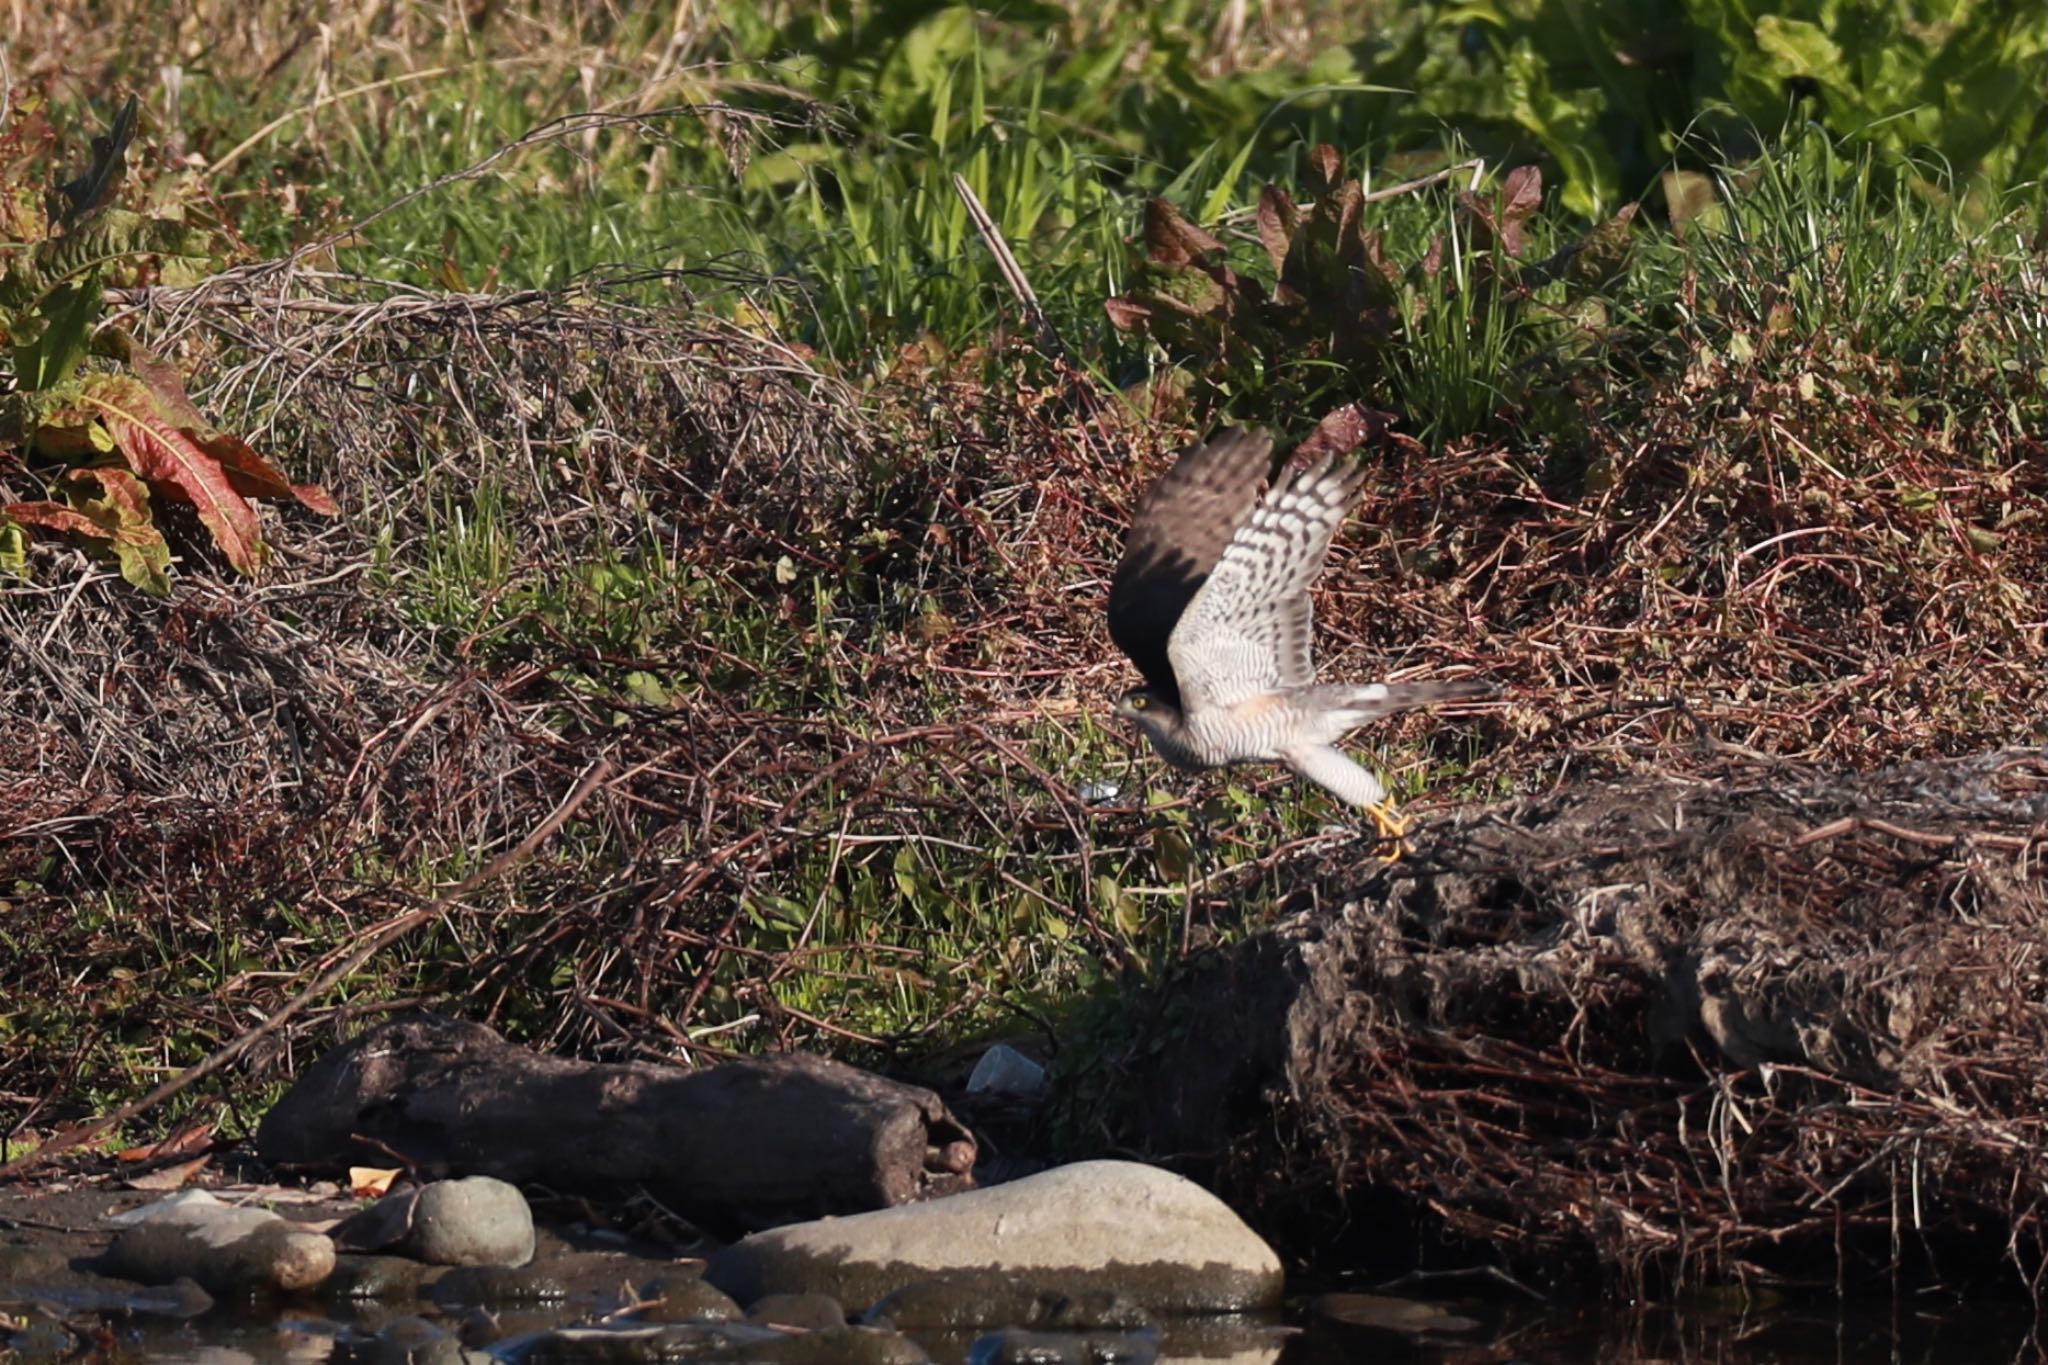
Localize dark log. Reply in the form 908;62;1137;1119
255;1015;975;1234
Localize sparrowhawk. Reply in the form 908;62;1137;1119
1108;426;1493;839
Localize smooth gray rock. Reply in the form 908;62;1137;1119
745;1291;848;1331
707;1161;1282;1316
635;1272;743;1323
99;1199;335;1295
338;1177;535;1267
411;1177;535;1266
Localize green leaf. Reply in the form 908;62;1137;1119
1154;827;1192;883
1752;17;1854;101
0;515;30;579
624;671;671;706
12;275;103;391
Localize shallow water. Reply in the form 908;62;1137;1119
15;1294;2043;1365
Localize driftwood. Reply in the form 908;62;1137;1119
255;1015;976;1234
1111;749;2048;1299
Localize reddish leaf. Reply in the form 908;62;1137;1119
116;1119;215;1163
1497;165;1543;257
79;373;268;574
1256;185;1304;276
1103;296;1152;332
68;465;151;525
4;500;104;538
1308;143;1343;188
1141;198;1225;266
40;468;174;594
116;334;209;430
194;432;339;516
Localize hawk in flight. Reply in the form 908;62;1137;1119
1108;426;1492;839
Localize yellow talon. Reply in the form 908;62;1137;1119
1368;798;1408;861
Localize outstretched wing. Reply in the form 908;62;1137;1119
1107;428;1275;707
1165;453;1370;712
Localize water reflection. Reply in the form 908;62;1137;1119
10;1293;2045;1364
1281;1297;2046;1365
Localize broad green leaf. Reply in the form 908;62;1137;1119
0;516;27;578
1753;17;1855;102
1154;827;1192;883
11;274;101;391
624;671;671;706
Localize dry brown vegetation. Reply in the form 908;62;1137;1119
1112;750;2048;1298
4;0;2047;1306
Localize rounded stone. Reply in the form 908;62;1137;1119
706;1160;1281;1316
635;1273;743;1323
406;1176;535;1268
100;1201;335;1295
745;1291;848;1331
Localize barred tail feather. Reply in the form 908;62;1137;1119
1308;677;1497;729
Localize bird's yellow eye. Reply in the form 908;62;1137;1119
1130;694;1149;710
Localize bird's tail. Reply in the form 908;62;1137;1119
1306;677;1498;730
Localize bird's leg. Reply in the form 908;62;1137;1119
1366;795;1407;862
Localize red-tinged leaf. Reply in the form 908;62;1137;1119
1501;165;1543;220
1141;198;1225;266
1497;165;1543;257
1256;185;1304;275
1103;296;1152;332
116;1119;215;1163
68;465;151;525
1308;143;1343;187
1421;233;1445;280
4;499;105;539
113;333;209;430
79;373;268;574
57;468;173;594
194;432;339;516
